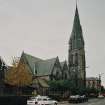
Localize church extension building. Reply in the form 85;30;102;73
68;6;86;88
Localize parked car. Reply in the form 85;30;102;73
27;95;58;105
69;95;80;103
68;95;88;103
80;95;88;102
89;93;98;98
102;93;105;97
98;94;104;99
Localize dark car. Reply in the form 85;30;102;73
68;95;88;103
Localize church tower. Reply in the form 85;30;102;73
68;5;86;88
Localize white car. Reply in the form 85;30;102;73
27;95;58;105
70;95;80;99
98;94;104;99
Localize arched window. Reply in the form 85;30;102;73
71;54;73;65
64;73;67;79
75;53;78;65
56;71;59;80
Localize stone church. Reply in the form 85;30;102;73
19;52;70;81
19;5;86;88
0;5;86;89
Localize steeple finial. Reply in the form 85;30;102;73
76;0;77;6
76;0;78;12
76;0;78;10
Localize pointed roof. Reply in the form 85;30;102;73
20;52;43;74
36;57;58;76
60;61;68;70
60;61;65;68
69;5;84;49
20;52;60;76
32;78;49;88
60;60;66;68
73;5;80;28
23;52;43;62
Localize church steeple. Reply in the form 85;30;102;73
68;4;86;88
69;5;84;50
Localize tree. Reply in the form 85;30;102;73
48;80;76;91
5;58;32;87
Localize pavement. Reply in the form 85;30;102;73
58;98;105;105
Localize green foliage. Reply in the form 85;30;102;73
48;80;103;95
48;80;76;91
101;86;105;93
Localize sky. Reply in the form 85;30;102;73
0;0;105;86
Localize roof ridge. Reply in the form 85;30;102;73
23;52;43;61
44;57;57;61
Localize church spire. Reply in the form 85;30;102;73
73;3;80;32
68;3;86;89
69;4;84;50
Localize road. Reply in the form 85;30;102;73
58;98;105;105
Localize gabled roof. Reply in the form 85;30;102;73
32;78;49;88
20;52;59;76
60;61;68;70
23;52;43;62
21;52;43;74
36;57;57;76
60;61;65;68
38;78;49;88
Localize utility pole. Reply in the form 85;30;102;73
98;73;104;94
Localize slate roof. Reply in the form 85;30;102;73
60;61;65;69
21;52;57;76
21;52;43;74
60;61;68;69
37;57;57;76
32;78;49;88
38;78;49;88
